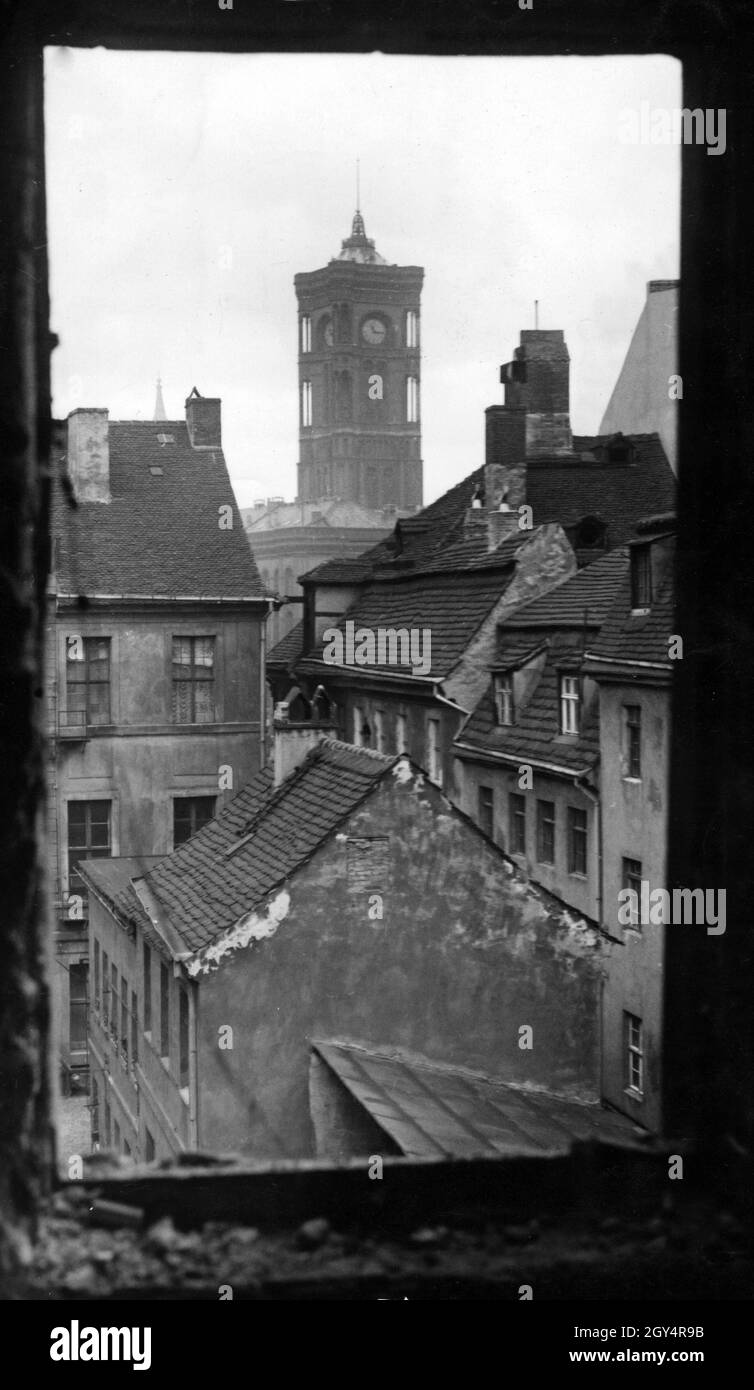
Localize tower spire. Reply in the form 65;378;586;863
153;376;167;421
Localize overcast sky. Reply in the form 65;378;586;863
44;49;680;508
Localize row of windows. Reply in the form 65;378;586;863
64;635;218;728
477;789;589;875
493;673;644;778
300;310;419;354
301;375;419;426
67;796;215;902
92;937;190;1091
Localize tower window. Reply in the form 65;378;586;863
301;315;312;354
406;310;419;348
406;376;419;423
302;380;313;427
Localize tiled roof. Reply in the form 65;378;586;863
52;420;264;599
458;634;601;773
504;548;630;628
81;856;160;932
313;1041;643;1158
301;433;675;586
586;570;675;669
142;738;398;956
267;619;306;672
298;566;519;683
456;552;630;772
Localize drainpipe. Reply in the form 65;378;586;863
188;978;199;1150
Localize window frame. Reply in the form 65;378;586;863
624;704;642;780
536;798;556;865
567;804;588;876
171;636;215;725
302;378;313;427
624;1012;644;1097
406;374;419;423
173;794;216;847
559;674;580;736
622;856;644;930
478;784;494;839
509;792;526;856
65;635;112;728
493;672;514;726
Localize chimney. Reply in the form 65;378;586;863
66;408;110;503
185;387;221;448
503;329;573;456
272;718;337;788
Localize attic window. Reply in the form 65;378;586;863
631;544;653;611
157;433;175;446
149;465;163;475
607;441;631;464
493;673;514;726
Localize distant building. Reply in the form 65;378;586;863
79;726;640;1163
600;280;679;475
48;388;268;1081
243;497;397;648
295;208;424;510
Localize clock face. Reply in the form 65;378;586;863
323;320;334;348
362;316;387;346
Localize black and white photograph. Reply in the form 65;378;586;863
0;0;752;1350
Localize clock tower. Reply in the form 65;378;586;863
294;209;424;509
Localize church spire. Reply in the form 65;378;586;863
153;376;167;421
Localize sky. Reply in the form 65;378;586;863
44;49;680;508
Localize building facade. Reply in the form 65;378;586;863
295;209;424;510
49;390;268;1079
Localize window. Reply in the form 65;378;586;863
373;710;385;754
120;973;128;1061
160;961;170;1060
537;799;555;864
353;707;366;747
90;1079;99;1146
93;939;100;1014
631;545;652;610
301;314;311;353
65;636;111;727
173;796;216;847
622;856;643;929
102;950;109;1031
113;1118;121;1152
143;942;152;1033
568;806;588;876
493;673;514;726
624;1012;644;1095
172;637;215;724
179;988;190;1092
103;1099;111;1149
624;704;642;778
110;964;119;1043
406;375;419;423
427;718;442;785
406;309;419;347
67;800;111;901
560;675;580;735
131;989;138;1068
145;1129;155;1163
509;793;526;855
69;963;88;1053
302;379;313;426
478;785;494;839
396;712;408;755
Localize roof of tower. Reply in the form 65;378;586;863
334;208;387;265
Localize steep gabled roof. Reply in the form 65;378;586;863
52;419;264;600
138;738;401;957
586;569;675;669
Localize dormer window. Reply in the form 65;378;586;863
631;544;653;611
560;674;580;735
493;673;514;726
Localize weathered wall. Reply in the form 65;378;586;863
599;682;670;1133
454;759;600;926
599;282;679;475
195;766;603;1159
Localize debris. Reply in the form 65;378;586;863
296;1217;330;1250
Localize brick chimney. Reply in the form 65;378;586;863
272;718;338;788
185;387;221;448
504;329;573;457
66;408;110;503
